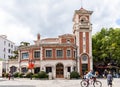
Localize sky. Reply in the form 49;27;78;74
0;0;120;45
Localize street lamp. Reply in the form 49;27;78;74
28;59;35;80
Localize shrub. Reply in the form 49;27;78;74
32;74;39;78
18;73;24;78
26;72;33;78
70;71;80;79
5;73;9;78
38;71;48;78
13;72;19;77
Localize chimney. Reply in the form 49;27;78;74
37;33;40;40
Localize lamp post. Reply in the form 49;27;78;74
28;59;35;80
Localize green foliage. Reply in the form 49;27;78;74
0;58;4;61
9;51;18;59
18;73;24;78
26;72;33;78
38;71;48;78
92;28;120;66
20;41;30;47
70;71;80;79
5;73;9;78
13;72;19;77
32;74;39;78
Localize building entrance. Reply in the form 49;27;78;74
56;63;64;78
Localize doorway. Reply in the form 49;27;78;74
56;63;64;78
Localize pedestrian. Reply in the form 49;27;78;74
104;69;108;78
107;71;113;87
8;71;11;80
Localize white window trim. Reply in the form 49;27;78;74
34;50;40;58
21;51;29;59
56;49;64;58
45;49;53;58
66;48;72;58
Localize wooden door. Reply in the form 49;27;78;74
56;63;64;78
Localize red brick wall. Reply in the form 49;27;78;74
86;32;89;54
79;32;83;54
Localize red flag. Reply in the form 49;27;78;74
28;63;34;69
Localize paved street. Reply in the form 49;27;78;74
0;78;119;87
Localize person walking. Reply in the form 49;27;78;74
8;71;11;80
107;71;113;87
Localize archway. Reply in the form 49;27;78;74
56;63;64;78
10;66;17;74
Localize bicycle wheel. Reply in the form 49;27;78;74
80;80;88;87
93;80;102;87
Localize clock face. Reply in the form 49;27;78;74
82;54;88;61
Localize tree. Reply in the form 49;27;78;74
20;41;30;47
9;51;18;59
92;28;120;67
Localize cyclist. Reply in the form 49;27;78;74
81;70;102;87
85;70;95;79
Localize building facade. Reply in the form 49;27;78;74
0;35;16;60
8;7;93;79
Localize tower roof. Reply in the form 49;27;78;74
72;7;93;22
76;7;93;14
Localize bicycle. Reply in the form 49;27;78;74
80;77;102;87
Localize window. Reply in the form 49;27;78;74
22;52;29;59
34;51;40;58
8;49;11;53
8;43;10;47
46;50;52;58
21;67;28;73
67;50;71;58
67;40;70;43
46;67;52;73
4;48;6;52
67;67;71;72
10;66;17;73
34;67;40;74
11;45;13;48
73;50;76;58
56;50;63;58
82;64;88;73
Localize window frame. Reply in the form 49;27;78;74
21;52;29;59
56;49;63;58
34;50;40;58
46;67;52;74
45;49;52;58
66;49;71;58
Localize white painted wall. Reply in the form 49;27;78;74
0;35;15;60
41;60;76;78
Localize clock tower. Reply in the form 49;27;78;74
73;8;93;75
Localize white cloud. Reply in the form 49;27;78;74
0;0;120;45
0;8;35;45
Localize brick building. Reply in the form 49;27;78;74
8;7;93;79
